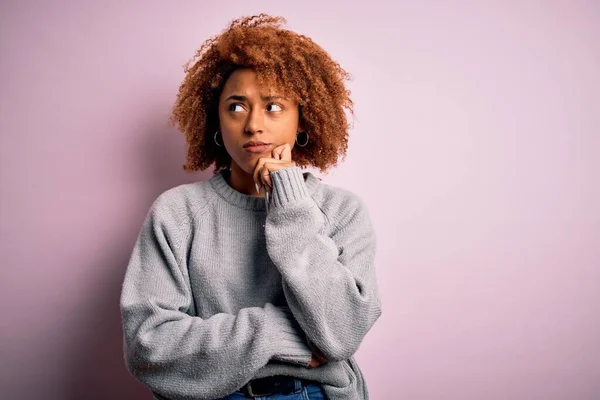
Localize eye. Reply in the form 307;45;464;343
266;103;283;112
228;103;244;112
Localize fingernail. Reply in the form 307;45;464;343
255;183;260;194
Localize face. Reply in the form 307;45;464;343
218;68;301;174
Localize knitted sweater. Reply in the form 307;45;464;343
120;166;382;400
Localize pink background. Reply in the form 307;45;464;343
1;1;599;399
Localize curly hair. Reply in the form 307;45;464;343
169;14;354;174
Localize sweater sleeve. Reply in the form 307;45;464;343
264;167;383;362
120;194;313;400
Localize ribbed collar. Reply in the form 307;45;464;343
208;168;321;211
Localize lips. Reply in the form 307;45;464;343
244;144;271;153
243;141;271;154
243;141;270;148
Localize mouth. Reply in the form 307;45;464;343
243;141;272;153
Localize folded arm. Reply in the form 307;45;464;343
265;167;382;362
120;195;313;399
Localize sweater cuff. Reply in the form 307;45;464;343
265;304;313;367
269;167;310;208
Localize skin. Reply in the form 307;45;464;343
218;68;301;196
217;68;327;368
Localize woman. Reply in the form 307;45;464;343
120;14;382;400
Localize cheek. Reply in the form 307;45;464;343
219;115;243;138
274;112;299;131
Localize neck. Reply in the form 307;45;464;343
226;162;264;197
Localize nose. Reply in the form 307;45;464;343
244;107;264;135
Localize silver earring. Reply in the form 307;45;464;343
296;131;309;147
214;131;224;147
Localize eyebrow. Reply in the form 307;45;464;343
223;94;285;102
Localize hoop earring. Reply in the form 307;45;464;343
214;131;224;147
296;131;309;147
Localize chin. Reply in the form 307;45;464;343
231;158;255;175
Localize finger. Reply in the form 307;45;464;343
280;143;292;162
253;157;269;190
261;163;274;189
254;157;288;186
316;353;328;363
260;166;271;194
272;144;285;160
257;159;294;190
272;143;292;162
309;341;328;363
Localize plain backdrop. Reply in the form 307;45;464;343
1;1;599;399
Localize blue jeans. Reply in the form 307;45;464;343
219;379;327;400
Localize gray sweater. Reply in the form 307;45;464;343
120;166;382;400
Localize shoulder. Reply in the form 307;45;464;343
309;175;372;229
145;179;217;231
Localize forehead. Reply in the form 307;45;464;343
221;68;286;99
